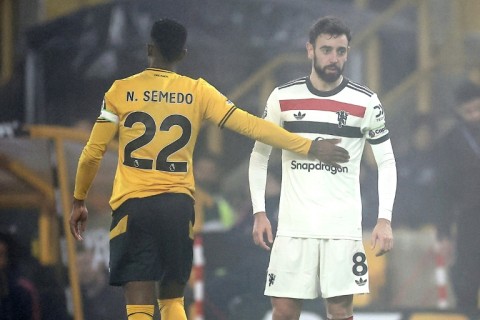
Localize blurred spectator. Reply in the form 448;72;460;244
192;153;282;319
189;152;238;317
201;227;271;320
0;231;40;320
394;113;439;228
77;247;126;320
233;157;283;236
193;152;236;232
434;80;480;315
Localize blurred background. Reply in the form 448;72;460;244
1;0;480;319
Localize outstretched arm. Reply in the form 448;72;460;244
200;80;349;164
223;108;349;165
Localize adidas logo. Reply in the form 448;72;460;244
355;278;367;286
293;111;306;120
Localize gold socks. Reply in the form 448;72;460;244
158;297;187;320
126;305;154;320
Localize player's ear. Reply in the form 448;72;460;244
179;48;187;61
306;42;314;60
147;43;154;57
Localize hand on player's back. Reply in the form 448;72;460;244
308;138;350;168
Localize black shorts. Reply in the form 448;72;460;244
109;193;195;286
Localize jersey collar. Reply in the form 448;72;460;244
146;68;175;73
306;76;349;97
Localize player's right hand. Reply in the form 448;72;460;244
371;218;393;256
69;198;88;241
252;211;273;251
308;138;349;168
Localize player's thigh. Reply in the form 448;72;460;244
265;236;320;299
109;198;150;286
319;239;369;298
150;193;195;285
109;193;194;286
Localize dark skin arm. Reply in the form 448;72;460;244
308;138;349;168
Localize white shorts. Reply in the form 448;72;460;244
264;236;369;299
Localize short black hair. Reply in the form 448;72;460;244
455;80;480;106
150;18;187;63
309;16;352;45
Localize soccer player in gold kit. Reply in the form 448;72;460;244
69;18;349;320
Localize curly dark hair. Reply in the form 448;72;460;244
150;18;187;63
309;16;352;45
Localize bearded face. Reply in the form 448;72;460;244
313;57;344;83
308;33;349;84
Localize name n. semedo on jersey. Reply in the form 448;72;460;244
126;90;194;104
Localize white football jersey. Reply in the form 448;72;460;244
250;76;391;239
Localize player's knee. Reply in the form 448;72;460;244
326;307;353;319
272;304;301;320
157;280;186;299
326;295;353;320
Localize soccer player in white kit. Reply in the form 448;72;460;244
249;16;397;320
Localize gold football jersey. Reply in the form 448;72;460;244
74;68;311;210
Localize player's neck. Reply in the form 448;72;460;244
149;58;176;72
309;73;343;92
